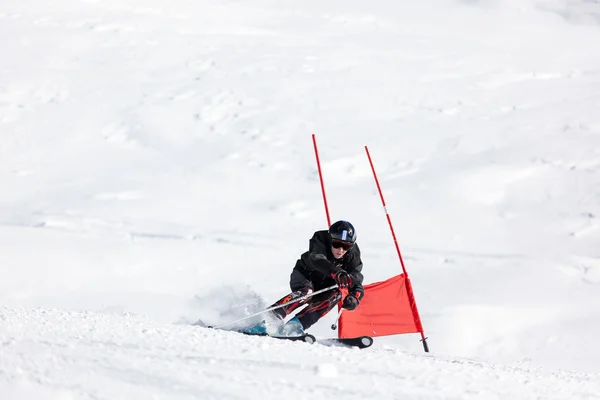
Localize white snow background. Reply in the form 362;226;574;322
1;0;600;398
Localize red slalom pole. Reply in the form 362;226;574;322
365;146;407;275
312;134;344;337
312;134;331;227
365;145;429;352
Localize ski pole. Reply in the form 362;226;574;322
331;308;344;330
214;284;339;329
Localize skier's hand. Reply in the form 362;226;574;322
331;270;353;289
342;292;361;311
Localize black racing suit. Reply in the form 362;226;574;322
271;230;364;330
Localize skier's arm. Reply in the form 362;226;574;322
347;245;365;297
348;262;364;297
341;257;365;310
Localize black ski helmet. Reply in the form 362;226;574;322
329;220;356;243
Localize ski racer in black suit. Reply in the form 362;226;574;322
265;220;365;333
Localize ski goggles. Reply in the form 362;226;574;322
332;240;353;251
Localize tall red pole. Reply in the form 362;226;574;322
364;146;407;275
312;134;331;227
365;146;429;352
313;134;346;338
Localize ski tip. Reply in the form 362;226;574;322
317;335;374;349
359;336;374;348
267;333;316;344
303;334;316;344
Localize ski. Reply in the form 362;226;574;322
194;319;315;343
318;335;373;349
239;331;316;344
194;320;368;348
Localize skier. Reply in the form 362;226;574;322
243;220;364;336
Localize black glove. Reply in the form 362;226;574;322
331;270;353;289
342;292;360;310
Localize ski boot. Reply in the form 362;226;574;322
275;316;304;337
239;320;267;335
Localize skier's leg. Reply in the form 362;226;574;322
295;290;342;330
239;286;313;335
267;286;313;320
266;268;315;320
243;269;314;335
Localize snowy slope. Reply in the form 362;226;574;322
2;306;599;400
2;0;600;398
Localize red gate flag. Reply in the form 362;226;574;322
338;273;424;338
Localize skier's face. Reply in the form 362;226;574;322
331;240;351;259
331;246;346;259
